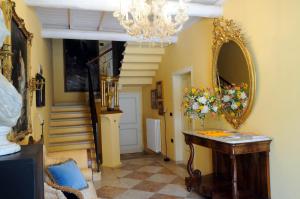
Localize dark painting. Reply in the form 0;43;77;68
64;39;99;92
11;19;28;134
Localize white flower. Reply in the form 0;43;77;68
222;95;231;102
212;106;218;112
228;90;235;95
197;96;207;104
231;102;238;110
243;101;248;108
192;102;199;110
240;92;247;100
201;105;209;114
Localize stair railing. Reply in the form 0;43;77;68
86;63;102;172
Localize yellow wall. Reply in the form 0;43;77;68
13;0;53;141
143;19;217;174
143;0;300;198
224;0;300;198
52;39;87;104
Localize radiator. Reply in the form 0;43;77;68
146;119;161;153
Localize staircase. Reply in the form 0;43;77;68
119;42;166;86
48;104;98;170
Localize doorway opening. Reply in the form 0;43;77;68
173;69;192;164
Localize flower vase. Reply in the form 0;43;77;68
200;118;205;130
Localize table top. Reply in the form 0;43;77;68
183;130;272;144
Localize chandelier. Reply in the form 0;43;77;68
113;0;189;42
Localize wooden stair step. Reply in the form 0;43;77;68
48;133;94;144
47;142;94;152
50;118;92;127
52;105;90;113
49;125;93;135
51;112;90;120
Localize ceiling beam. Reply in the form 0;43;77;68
42;29;178;43
97;12;105;31
26;0;223;18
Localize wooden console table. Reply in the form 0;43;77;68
183;130;272;199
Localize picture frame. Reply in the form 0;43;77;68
156;81;163;99
158;100;164;116
0;0;33;141
151;89;158;109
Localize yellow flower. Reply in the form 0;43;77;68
191;88;196;94
236;102;241;107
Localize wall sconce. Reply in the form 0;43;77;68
29;76;45;105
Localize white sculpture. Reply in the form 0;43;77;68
0;74;22;155
0;9;22;156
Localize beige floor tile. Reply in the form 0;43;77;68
158;184;190;197
105;178;142;189
115;189;154;199
124;171;154;180
96;186;127;198
138;165;164;173
147;173;177;183
132;180;166;192
150;193;184;199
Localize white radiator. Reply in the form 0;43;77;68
146;119;161;153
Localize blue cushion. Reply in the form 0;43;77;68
47;159;88;190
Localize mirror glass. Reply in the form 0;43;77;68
217;41;249;88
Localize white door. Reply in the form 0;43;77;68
119;92;143;154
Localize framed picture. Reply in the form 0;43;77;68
156;81;163;99
63;39;99;92
1;1;33;141
158;100;164;116
151;89;158;109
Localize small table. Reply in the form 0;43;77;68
183;130;272;199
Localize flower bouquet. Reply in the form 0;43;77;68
182;87;220;128
221;83;248;118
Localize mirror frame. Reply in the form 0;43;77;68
212;18;256;129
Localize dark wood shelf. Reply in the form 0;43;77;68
196;174;264;199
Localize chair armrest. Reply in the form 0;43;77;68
46;180;84;199
81;168;93;181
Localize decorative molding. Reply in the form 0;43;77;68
41;28;178;43
212;18;244;51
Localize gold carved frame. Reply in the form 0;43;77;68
212;18;256;129
0;0;33;141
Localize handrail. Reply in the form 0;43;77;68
219;75;233;87
86;63;102;172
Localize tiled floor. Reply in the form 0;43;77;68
94;154;205;199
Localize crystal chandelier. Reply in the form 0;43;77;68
113;0;189;42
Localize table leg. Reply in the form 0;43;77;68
264;152;271;199
231;155;239;199
185;135;201;192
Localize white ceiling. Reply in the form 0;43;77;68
26;0;224;42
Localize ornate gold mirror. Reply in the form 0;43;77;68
212;18;256;129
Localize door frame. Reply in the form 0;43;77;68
119;91;143;154
172;67;194;163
